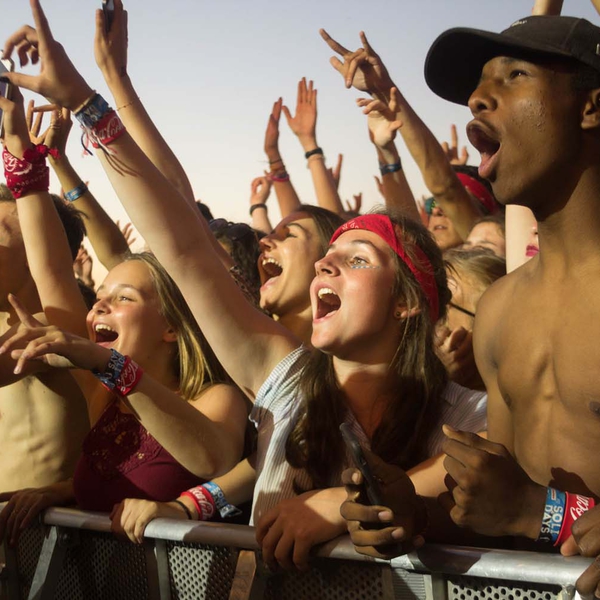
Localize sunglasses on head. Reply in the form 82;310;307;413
209;219;256;242
424;197;437;215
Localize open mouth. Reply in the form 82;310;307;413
315;287;341;320
94;324;119;346
466;122;501;179
260;257;283;285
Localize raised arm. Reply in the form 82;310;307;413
1;88;88;338
531;0;564;15
282;78;345;215
2;0;298;398
249;175;273;235
264;98;301;217
322;30;481;240
33;104;130;271
356;89;419;220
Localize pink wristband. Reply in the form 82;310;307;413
555;493;595;547
181;487;216;521
114;356;144;396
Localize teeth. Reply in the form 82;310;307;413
95;324;116;333
262;257;282;269
318;288;338;299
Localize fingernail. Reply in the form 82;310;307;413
13;365;21;375
391;528;404;540
0;347;5;355
378;510;393;522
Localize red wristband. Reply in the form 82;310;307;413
114;356;143;396
181;486;216;521
89;110;126;149
555;493;595;546
3;145;60;199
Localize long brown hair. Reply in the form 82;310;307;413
285;211;451;489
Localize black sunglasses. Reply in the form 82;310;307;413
448;302;475;318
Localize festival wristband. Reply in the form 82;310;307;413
268;170;290;183
74;93;111;128
556;492;595;547
74;93;126;153
379;161;402;175
3;145;59;199
304;147;323;160
537;487;565;544
203;481;242;519
249;203;267;216
64;181;89;203
92;349;143;396
181;486;216;521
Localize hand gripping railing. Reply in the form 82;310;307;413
0;504;593;600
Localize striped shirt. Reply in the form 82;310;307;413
249;346;486;524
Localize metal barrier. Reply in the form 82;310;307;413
0;505;593;600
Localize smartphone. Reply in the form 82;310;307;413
102;0;115;34
340;423;383;506
0;58;14;139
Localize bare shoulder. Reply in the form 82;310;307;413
189;383;250;417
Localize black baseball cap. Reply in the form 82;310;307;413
425;15;600;105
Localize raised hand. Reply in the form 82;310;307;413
3;0;93;110
357;87;403;148
441;125;469;166
0;86;33;159
282;78;318;147
0;294;108;375
250;176;272;207
320;29;394;98
327;153;343;189
94;0;128;83
73;245;95;288
345;193;362;215
110;498;190;544
440;426;546;538
340;449;426;559
264;98;284;159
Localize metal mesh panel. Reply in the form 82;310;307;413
15;525;45;599
391;568;427;600
447;575;566;600
166;541;238;600
264;558;387;600
52;530;149;600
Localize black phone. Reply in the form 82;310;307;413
0;58;14;139
102;0;115;34
339;423;383;506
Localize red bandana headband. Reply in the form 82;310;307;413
329;214;439;322
456;173;497;215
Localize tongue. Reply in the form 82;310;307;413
96;330;118;343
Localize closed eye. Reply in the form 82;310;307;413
509;69;527;79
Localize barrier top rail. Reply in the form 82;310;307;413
14;505;591;589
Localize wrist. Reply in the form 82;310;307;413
299;137;318;152
519;482;547;539
175;496;199;520
67;84;96;112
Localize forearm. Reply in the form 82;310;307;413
250;205;272;235
392;89;479;239
211;456;257;507
265;151;301;216
50;156;129;270
531;0;563;15
103;73;195;207
16;191;88;336
305;149;344;215
375;143;420;221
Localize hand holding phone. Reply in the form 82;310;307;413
0;58;14;138
102;0;115;34
339;423;383;506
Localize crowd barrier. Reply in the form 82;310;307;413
0;504;593;600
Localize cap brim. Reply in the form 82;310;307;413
424;27;573;106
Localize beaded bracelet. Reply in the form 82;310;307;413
64;181;89;203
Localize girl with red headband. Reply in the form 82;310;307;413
0;0;487;567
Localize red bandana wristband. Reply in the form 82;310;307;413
114;356;144;396
456;173;497;215
181;486;216;521
556;493;595;547
330;214;439;322
3;145;60;199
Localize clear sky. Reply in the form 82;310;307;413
2;1;599;234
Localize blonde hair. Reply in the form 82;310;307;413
125;253;228;400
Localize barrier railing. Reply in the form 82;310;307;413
0;504;592;600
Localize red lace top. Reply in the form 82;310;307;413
73;402;204;511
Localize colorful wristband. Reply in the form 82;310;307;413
92;349;143;396
64;181;89;203
304;147;323;160
203;481;242;519
3;145;59;199
379;161;402;175
181;486;216;521
538;487;565;544
268;170;290;183
74;93;111;129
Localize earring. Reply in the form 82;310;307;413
395;311;402;319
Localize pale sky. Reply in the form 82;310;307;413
2;1;599;251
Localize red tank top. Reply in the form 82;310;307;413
74;402;204;511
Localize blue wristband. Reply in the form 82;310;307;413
379;161;402;175
74;93;111;129
203;482;242;519
92;349;126;391
64;182;88;203
538;487;566;544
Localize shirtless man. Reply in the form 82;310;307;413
0;185;89;492
340;14;600;594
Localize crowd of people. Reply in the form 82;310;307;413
1;0;600;596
